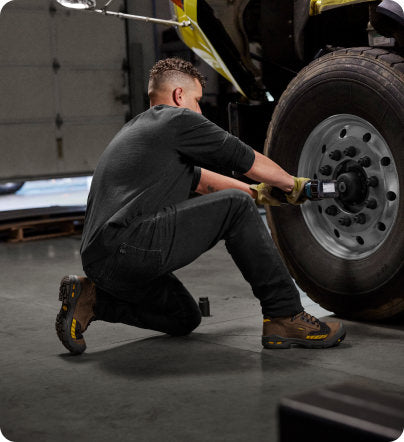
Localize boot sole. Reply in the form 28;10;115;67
55;275;86;355
262;323;346;349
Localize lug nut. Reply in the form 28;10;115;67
354;213;366;224
344;146;357;157
358;156;371;168
319;165;332;176
329;150;342;161
367;176;379;187
365;199;377;209
338;216;352;226
325;205;338;216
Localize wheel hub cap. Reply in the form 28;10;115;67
298;114;399;260
336;164;368;206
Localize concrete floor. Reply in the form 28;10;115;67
1;235;404;442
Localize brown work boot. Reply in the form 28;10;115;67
55;275;96;355
262;311;346;349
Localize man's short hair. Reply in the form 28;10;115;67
149;58;206;90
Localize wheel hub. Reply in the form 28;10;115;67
298;114;399;260
337;168;367;205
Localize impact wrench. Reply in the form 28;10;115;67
272;179;339;203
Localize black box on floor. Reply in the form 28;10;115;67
278;383;404;442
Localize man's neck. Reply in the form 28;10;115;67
149;97;177;108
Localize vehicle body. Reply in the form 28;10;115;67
171;0;404;320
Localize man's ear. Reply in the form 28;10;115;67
173;87;183;107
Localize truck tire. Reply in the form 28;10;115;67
264;48;404;321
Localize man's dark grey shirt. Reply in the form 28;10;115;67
81;105;255;264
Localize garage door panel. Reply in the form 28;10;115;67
0;68;55;120
0;6;51;65
59;70;127;117
1;124;56;180
61;121;125;172
3;0;48;9
56;4;126;67
0;121;125;181
0;0;130;181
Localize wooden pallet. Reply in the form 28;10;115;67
0;214;84;243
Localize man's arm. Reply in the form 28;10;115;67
244;151;294;192
195;168;255;197
195;150;294;197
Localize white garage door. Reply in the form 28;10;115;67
0;0;129;181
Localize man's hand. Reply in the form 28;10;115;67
250;183;282;206
285;177;310;205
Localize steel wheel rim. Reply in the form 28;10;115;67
298;114;399;260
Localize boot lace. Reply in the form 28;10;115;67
292;311;320;326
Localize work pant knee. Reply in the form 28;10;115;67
169;309;202;336
225;188;255;205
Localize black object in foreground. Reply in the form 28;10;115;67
279;383;404;442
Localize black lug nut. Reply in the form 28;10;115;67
329;150;342;161
325;205;338;216
354;213;366;224
338;216;352;226
358;156;371;168
319;165;332;176
344;146;357;157
365;199;377;209
367;176;379;187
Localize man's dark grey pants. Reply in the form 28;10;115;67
83;189;303;336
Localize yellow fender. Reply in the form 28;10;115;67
310;0;378;15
